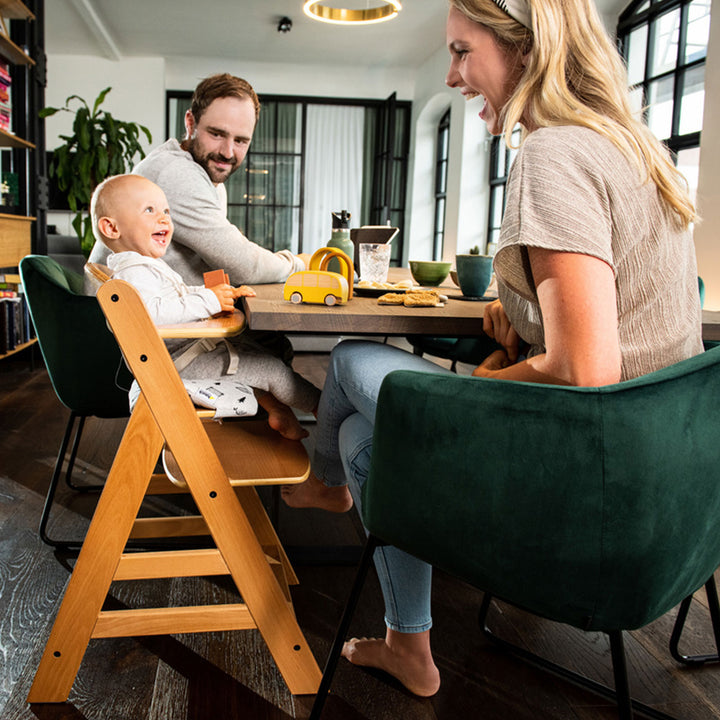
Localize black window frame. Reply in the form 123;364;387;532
166;92;410;261
432;108;450;260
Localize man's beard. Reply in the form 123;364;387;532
185;135;238;184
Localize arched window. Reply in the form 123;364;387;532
432;108;450;260
486;127;520;256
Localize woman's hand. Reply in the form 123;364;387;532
472;349;512;377
482;299;520;363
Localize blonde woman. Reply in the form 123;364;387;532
285;0;703;696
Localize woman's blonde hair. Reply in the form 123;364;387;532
449;0;696;227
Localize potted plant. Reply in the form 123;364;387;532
40;87;152;256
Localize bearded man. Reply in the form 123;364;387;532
89;73;307;287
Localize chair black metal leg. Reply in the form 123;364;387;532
669;576;720;665
479;594;680;720
40;412;191;552
309;535;380;720
609;630;633;720
63;413;104;491
39;412;85;550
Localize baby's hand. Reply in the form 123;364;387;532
232;285;257;298
209;283;236;312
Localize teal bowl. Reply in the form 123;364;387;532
409;260;452;287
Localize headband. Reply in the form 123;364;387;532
492;0;532;29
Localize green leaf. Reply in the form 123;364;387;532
38;106;60;118
92;87;112;117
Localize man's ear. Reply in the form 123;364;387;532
98;216;120;240
184;109;196;139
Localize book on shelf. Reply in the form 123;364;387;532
0;293;34;355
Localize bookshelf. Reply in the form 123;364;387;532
0;0;36;360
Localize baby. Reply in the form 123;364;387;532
90;173;320;439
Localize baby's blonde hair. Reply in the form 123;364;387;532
90;174;145;243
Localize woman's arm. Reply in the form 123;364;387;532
474;248;621;386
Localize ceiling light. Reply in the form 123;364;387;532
303;1;402;26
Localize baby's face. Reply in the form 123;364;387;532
108;178;173;259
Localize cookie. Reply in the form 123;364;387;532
377;293;406;305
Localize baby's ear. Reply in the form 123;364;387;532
98;216;120;240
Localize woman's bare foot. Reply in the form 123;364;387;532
341;630;440;697
281;473;353;513
255;390;308;440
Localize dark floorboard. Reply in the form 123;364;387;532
2;346;720;719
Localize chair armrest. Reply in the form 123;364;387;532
157;310;246;339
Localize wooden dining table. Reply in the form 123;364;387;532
241;268;490;337
240;265;720;342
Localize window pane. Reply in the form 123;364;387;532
434;197;446;235
491;186;505;228
685;0;710;63
629;85;645;119
392;161;405;208
253;102;276;153
225;169;246;205
227;205;247;236
649;9;680;77
246;206;273;250
276;103;302;153
394;107;409;156
248;156;273;204
494;139;506;177
647;76;674;139
436;159;447;194
676;146;700;205
275;207;299;253
626;24;648;85
276;155;301;206
679;64;705;135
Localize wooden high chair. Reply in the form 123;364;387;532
28;276;322;702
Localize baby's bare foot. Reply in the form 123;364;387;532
255;391;308;440
281;474;353;513
342;636;440;697
266;407;309;440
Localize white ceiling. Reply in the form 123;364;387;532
45;0;628;70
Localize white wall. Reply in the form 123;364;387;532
407;43;491;265
693;4;720;309
45;4;720;283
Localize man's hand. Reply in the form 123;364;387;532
232;284;256;299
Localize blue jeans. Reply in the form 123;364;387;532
313;340;454;633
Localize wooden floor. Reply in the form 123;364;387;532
2;345;720;720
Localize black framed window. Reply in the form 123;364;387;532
166;93;410;262
432;108;450;260
486;127;521;254
618;0;710;198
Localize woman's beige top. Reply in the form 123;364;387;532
494;125;703;381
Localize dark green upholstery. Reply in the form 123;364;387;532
20;255;131;417
364;346;720;633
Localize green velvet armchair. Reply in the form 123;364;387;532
311;344;720;720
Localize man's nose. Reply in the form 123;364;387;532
219;136;234;158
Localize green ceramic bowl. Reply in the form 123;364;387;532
409;260;452;287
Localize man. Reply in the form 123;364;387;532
89;73;306;286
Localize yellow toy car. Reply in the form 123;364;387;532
283;247;355;306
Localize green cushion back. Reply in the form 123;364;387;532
364;346;720;632
20;255;131;418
